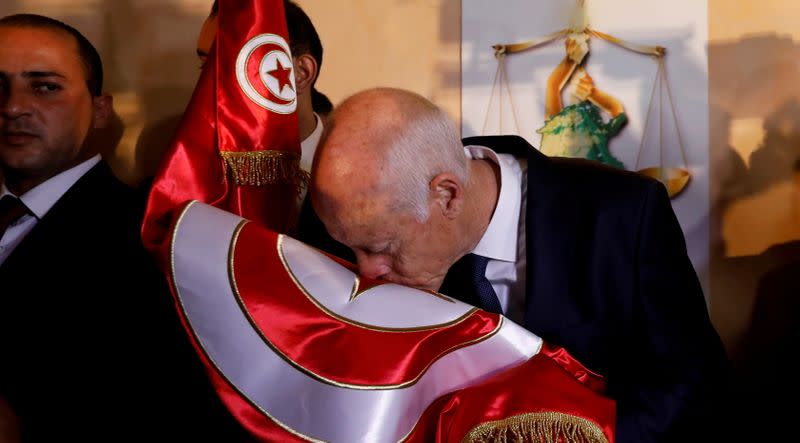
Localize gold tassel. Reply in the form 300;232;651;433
219;150;310;193
463;411;608;443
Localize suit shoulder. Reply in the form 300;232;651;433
91;167;146;216
463;135;666;205
60;163;147;242
545;157;664;203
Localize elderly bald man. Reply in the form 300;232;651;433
310;87;729;443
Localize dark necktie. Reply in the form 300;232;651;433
439;253;503;314
0;195;29;241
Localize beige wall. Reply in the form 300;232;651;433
303;0;461;120
0;0;462;186
2;0;799;361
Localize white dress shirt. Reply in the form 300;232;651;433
464;145;528;324
298;113;323;209
0;155;101;265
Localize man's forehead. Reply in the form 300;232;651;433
335;217;393;249
337;192;384;221
0;24;73;44
328;194;392;240
316;142;384;196
0;26;81;69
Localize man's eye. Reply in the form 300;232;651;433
33;83;61;93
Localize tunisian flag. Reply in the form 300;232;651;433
141;1;615;441
142;0;303;266
167;200;616;442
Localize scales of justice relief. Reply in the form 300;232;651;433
482;0;691;198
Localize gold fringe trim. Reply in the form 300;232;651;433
463;411;608;443
219;150;309;192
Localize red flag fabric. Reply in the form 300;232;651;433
140;1;617;441
142;0;302;265
168;200;616;442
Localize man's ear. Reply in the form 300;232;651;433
92;94;113;129
430;173;464;219
293;53;318;96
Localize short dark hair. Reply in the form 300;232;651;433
0;14;103;97
284;1;323;80
311;89;333;116
284;1;326;114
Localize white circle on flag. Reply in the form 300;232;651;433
235;33;297;114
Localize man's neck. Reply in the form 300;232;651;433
460;158;501;254
3;152;96;196
5;173;50;196
298;109;317;142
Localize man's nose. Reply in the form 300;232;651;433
356;253;391;280
1;86;31;118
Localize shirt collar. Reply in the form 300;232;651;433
464;145;522;263
1;154;101;219
300;113;323;173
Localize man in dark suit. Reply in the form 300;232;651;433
311;87;729;443
0;14;247;441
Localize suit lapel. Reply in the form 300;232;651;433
462;136;585;335
0;163;109;279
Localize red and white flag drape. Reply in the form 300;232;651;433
141;1;616;442
142;0;302;265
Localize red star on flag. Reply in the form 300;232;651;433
267;59;294;94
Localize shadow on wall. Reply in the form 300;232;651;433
98;0;206;189
709;33;800;439
434;0;462;118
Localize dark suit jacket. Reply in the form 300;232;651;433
0;161;248;442
453;136;729;443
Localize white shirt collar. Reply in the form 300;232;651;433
464;145;522;263
300;113;323;174
0;154;101;219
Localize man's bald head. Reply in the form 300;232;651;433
309;88;472;290
313;87;466;221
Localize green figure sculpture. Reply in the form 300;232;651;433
538;100;626;169
538;33;627;169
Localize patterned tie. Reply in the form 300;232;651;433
0;195;29;240
440;253;503;314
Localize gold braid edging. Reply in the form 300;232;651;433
219;151;310;191
463;411;608;443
